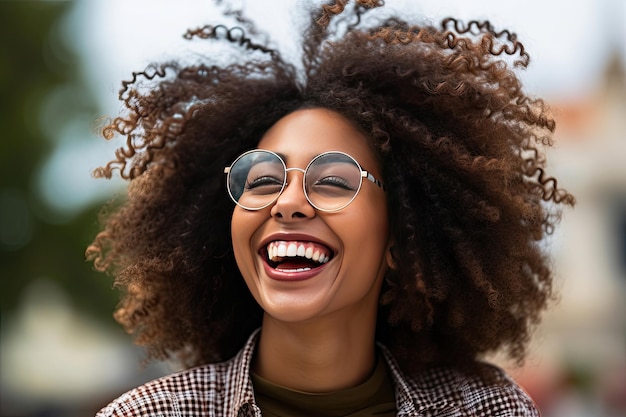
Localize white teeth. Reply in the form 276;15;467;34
287;242;297;257
276;267;312;272
267;241;332;264
277;243;287;257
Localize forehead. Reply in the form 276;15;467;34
257;108;380;173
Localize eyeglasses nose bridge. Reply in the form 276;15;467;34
284;166;306;175
282;166;307;190
270;166;310;208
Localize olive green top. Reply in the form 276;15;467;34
250;355;397;417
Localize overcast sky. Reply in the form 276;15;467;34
69;0;625;108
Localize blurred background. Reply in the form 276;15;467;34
0;0;624;416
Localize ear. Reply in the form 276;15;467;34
385;240;397;270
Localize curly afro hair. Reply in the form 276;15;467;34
87;0;574;377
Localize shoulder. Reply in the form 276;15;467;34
95;360;234;417
96;329;261;417
404;363;539;416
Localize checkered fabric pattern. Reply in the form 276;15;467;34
96;329;539;416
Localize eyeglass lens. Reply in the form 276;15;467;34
227;151;363;211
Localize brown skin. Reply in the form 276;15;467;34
235;108;390;391
87;0;574;380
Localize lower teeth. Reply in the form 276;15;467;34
276;267;312;272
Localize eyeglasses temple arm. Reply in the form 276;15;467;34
362;171;385;191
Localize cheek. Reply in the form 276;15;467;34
231;210;251;264
341;201;389;256
230;209;264;273
359;195;388;234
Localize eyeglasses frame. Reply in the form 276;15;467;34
224;149;385;212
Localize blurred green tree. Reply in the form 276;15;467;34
0;1;119;323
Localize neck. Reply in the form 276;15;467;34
253;312;378;393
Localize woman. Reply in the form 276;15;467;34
89;1;574;415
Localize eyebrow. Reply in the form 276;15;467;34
259;150;347;165
258;150;306;166
258;150;363;172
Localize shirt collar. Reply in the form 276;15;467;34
377;342;422;415
378;344;474;415
229;329;447;417
228;328;262;417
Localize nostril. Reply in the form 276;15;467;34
271;211;307;219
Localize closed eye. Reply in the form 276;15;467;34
313;176;356;190
245;176;283;190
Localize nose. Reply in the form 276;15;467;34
270;168;316;220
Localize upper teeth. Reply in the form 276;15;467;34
267;241;331;264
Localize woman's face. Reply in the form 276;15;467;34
231;108;391;324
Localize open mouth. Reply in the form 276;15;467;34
265;240;334;272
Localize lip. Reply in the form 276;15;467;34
259;232;336;282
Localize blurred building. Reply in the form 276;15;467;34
504;50;626;417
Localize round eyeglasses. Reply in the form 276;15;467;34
224;150;385;212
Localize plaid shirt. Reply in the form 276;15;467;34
96;330;539;417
